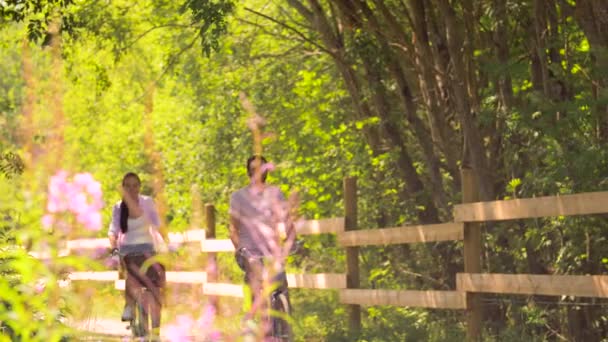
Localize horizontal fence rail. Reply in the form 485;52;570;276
201;239;234;253
339;289;466;309
337;223;464;247
62;229;206;252
453;191;608;222
286;273;347;289
66;271;207;285
82;272;346;291
203;283;244;298
297;217;345;235
69;271;119;281
457;273;608;298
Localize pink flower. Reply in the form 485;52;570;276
44;170;104;232
69;192;88;213
164;315;194;341
41;214;54;228
208;331;222;341
77;209;102;230
73;172;94;186
47;187;69;213
197;305;216;331
168;242;180;252
35;280;46;294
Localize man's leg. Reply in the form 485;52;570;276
245;257;264;312
246;258;277;338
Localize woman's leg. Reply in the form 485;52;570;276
125;253;163;331
124;254;147;309
143;255;164;329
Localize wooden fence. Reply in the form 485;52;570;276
55;171;608;341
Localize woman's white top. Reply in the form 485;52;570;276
122;215;154;246
108;195;161;254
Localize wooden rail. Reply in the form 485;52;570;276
340;289;466;309
287;273;346;289
297;217;345;235
453;191;608;222
67;271;207;284
337;223;463;247
64;229;206;251
457;273;608;298
203;283;244;298
201;239;234;253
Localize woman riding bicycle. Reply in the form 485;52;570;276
108;172;166;334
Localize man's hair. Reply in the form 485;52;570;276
247;155;268;180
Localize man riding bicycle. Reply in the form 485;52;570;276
229;155;297;338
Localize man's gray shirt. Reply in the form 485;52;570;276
230;185;285;257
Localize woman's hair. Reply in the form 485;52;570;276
119;172;141;233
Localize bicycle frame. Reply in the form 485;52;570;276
237;242;302;341
121;252;162;339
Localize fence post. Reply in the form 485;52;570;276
205;203;218;309
344;176;361;334
461;168;482;341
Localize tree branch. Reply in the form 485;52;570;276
242;6;332;55
122;23;195;52
123;34;199;106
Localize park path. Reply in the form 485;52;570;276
74;317;129;334
73;317;167;340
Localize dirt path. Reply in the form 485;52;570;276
74;317;130;335
72;317;169;340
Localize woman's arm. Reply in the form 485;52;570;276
109;234;118;249
118;186;143;218
108;203;121;249
144;197;161;229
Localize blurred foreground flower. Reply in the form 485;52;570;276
164;305;221;341
42;170;104;231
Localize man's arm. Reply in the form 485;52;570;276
276;187;297;244
228;192;240;249
229;215;239;249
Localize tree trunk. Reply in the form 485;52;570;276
434;0;494;201
405;0;462;194
573;0;608;144
289;0;438;224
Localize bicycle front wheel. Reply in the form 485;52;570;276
271;291;293;342
132;290;153;338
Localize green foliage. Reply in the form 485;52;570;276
0;151;24;179
0;0;75;42
180;0;235;56
1;0;608;340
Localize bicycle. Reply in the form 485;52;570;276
237;241;302;342
269;271;292;341
114;251;164;340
